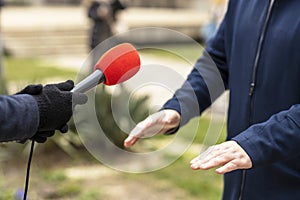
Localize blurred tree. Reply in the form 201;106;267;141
68;84;150;149
96;84;150;148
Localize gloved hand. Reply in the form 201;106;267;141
16;84;43;95
17;80;87;143
34;80;87;131
16;83;54;143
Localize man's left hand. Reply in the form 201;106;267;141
190;141;252;174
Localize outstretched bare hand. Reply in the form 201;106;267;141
124;109;181;147
190;141;252;174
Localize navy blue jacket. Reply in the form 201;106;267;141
0;94;39;142
163;0;300;199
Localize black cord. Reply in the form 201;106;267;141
23;140;35;200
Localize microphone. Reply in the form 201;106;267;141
71;43;141;93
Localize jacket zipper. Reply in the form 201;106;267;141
239;0;276;200
249;0;275;97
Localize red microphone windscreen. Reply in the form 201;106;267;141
94;43;141;86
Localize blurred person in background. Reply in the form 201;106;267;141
110;0;127;23
0;0;4;16
86;0;126;70
87;0;112;51
124;0;300;199
87;0;126;50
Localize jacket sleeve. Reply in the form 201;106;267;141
0;94;39;142
162;7;229;127
233;104;300;167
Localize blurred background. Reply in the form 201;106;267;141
0;0;228;199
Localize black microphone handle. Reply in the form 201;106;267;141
71;70;105;93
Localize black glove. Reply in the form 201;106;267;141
16;84;43;95
34;80;87;132
16;84;54;143
17;81;87;143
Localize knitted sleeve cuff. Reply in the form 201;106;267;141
33;95;48;129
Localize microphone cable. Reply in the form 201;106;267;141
23;140;35;200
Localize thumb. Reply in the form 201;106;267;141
72;92;88;105
53;80;74;91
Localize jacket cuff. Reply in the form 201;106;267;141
164;124;180;135
33;94;48;129
231;126;265;167
11;94;39;141
162;98;192;126
159;105;181;135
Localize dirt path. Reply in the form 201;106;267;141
64;164;196;200
0;146;199;200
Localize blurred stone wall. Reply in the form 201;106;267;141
5;0;81;5
130;0;202;8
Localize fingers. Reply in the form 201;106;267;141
31;127;69;143
190;141;252;174
24;84;43;94
59;124;69;133
17;80;74;96
16;84;43;95
123;120;151;147
124;111;166;147
123;117;160;147
215;161;239;174
124;135;139;147
72;92;88;105
32;130;55;143
54;81;88;106
190;146;228;170
36;130;56;137
124;110;181;148
52;80;74;91
33;136;47;143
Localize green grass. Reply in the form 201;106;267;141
4;57;77;82
154;156;224;199
56;183;81;198
124;117;226;199
123;155;223;200
184;116;227;145
140;43;203;63
41;170;68;183
78;190;102;200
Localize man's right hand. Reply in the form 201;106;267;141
124;109;181;147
